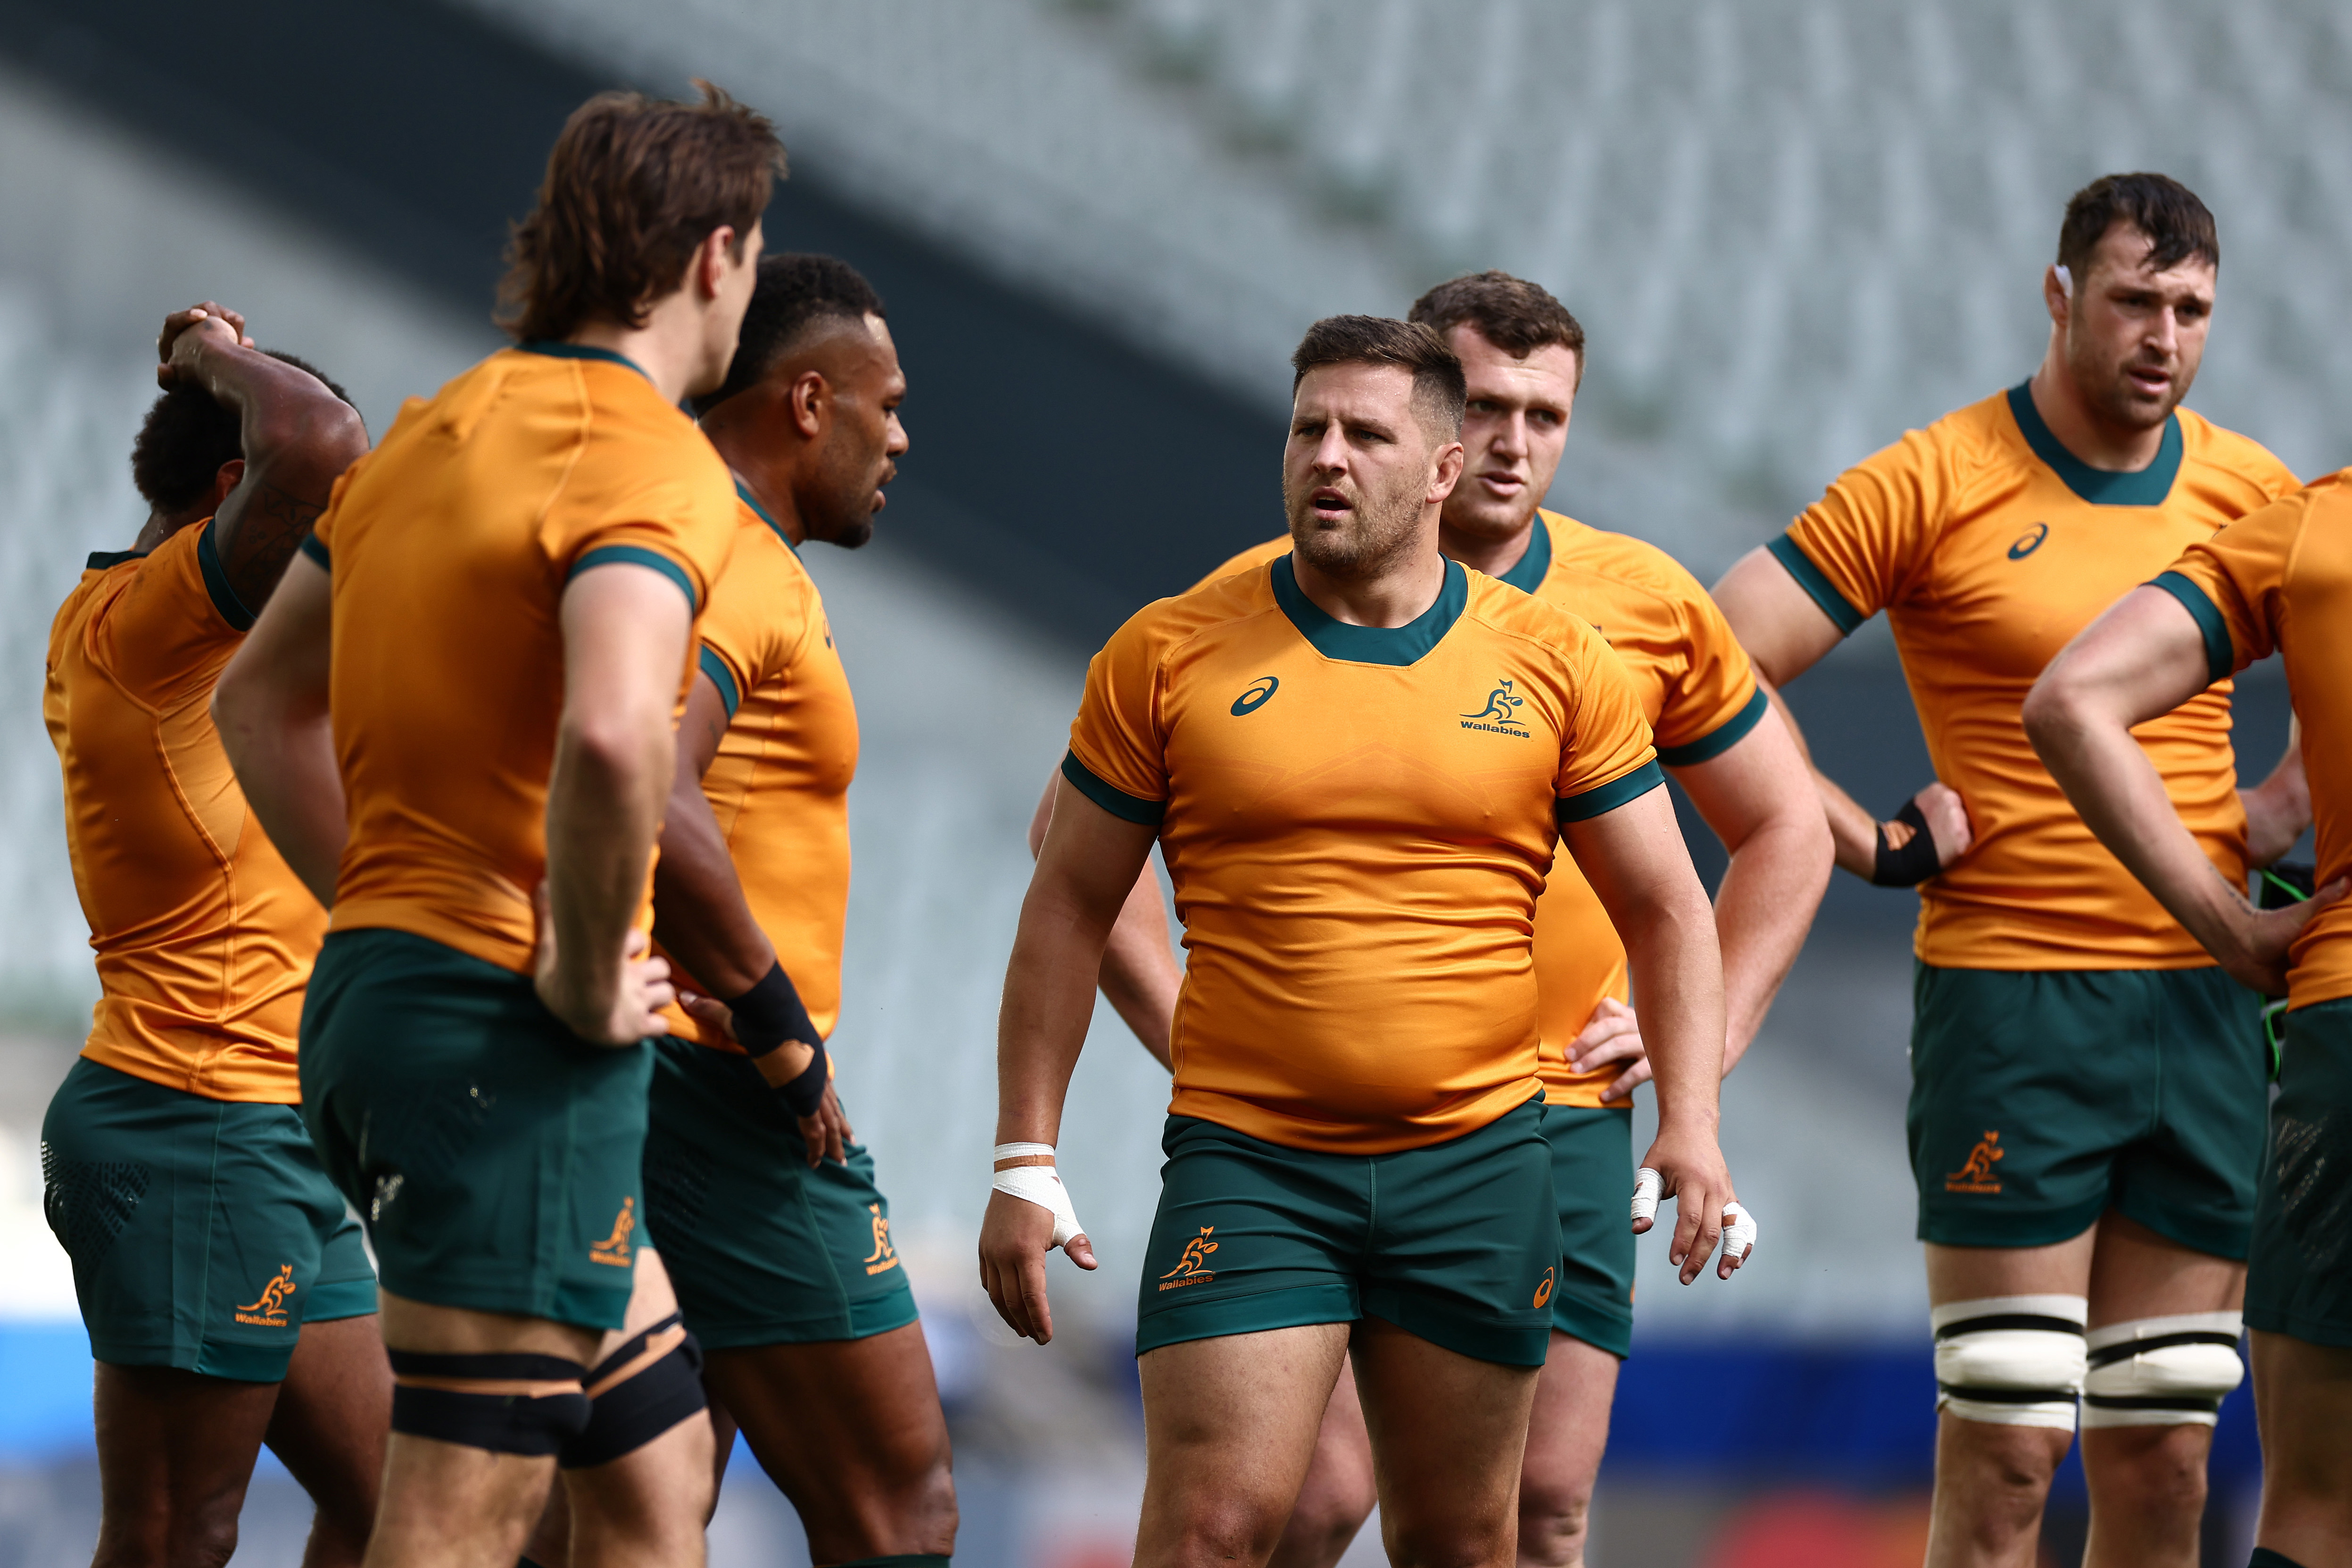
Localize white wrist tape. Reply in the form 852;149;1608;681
1630;1167;1661;1226
992;1145;1085;1248
1722;1201;1757;1260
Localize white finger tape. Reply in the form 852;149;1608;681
993;1163;1086;1249
1723;1201;1757;1260
1631;1167;1662;1226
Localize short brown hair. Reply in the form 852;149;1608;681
1409;270;1586;389
498;81;787;343
2057;173;2218;282
1290;315;1466;437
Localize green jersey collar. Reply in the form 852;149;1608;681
2006;381;2182;506
1271;553;1467;667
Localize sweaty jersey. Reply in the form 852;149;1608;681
1200;512;1764;1107
658;482;858;1046
1064;552;1660;1154
44;521;325;1103
2158;471;2352;1010
313;343;737;973
1772;383;2297;969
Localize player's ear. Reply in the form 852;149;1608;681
789;368;828;439
695;225;738;302
210;457;247;512
2044;264;2072;328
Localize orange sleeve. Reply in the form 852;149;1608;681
1553;622;1662;821
545;441;738;614
1652;580;1765;766
1061;611;1171;825
693;546;799;719
88;522;244;708
2158;484;2315;681
1773;427;1950;635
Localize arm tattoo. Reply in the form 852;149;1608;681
220;479;327;603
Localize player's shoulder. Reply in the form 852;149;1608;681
1906;389;2023;479
2174;407;2300;498
1112;556;1281;662
1542;511;1708;607
1463;563;1605;664
1190;534;1291;593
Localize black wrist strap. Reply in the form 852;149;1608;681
721;961;819;1062
1871;799;1942;888
777;1040;829;1119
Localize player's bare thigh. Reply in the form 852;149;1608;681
1350;1316;1542;1568
1267;1351;1375;1568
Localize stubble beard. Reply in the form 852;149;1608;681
1286;474;1425;581
2069;324;2188;434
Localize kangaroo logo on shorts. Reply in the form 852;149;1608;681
589;1196;636;1267
1533;1266;1556;1310
862;1203;902;1278
1157;1225;1218;1292
1945;1130;2004;1194
234;1264;298;1327
1460;678;1532;738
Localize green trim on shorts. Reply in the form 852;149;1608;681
1135;1098;1558;1369
643;1037;919;1350
2247;998;2352;1348
299;928;650;1333
1907;962;2264;1257
41;1057;373;1382
1541;1105;1635;1358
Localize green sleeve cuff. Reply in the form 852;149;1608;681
568;545;699;613
1060;749;1165;826
2147;572;2235;686
195;520;257;632
1557;760;1666;824
1766;534;1865;637
1657;685;1768;768
696;646;741;718
298;533;330;571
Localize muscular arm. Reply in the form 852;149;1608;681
2024;587;2339;995
1673;703;1833;1071
1560;788;1743;1283
213;554;344;905
1026;772;1181;1069
538;566;692;1045
981;780;1158;1341
161;307;367;610
652;673;777;996
1714;547;1972;879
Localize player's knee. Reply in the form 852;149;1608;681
2081;1312;2243;1430
1382;1514;1514;1568
561;1313;709;1473
1516;1470;1594;1567
389;1347;592;1455
1932;1295;2088;1434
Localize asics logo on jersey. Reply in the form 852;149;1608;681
1157;1225;1218;1291
2007;523;2050;560
863;1203;902;1277
589;1196;636;1266
1231;676;1279;716
1533;1266;1556;1310
233;1264;298;1327
1460;678;1532;738
1945;1130;2005;1194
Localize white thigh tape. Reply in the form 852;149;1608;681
1631;1167;1662;1226
1931;1294;2087;1430
991;1163;1086;1249
2081;1311;2243;1428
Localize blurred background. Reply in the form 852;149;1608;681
0;1;2339;1562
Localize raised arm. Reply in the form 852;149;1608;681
981;778;1158;1343
1559;787;1746;1283
1026;770;1182;1070
158;305;367;611
214;552;344;904
1714;547;1972;883
653;672;848;1162
536;565;693;1045
2024;586;2339;994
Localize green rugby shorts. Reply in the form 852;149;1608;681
2246;997;2352;1348
1542;1104;1636;1357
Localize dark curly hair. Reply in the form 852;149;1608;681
691;253;886;415
129;351;350;513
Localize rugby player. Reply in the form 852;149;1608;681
1032;272;1828;1568
633;252;953;1565
212;86;774;1568
43;303;378;1568
985;316;1752;1568
1713;173;2305;1568
2025;478;2352;1568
